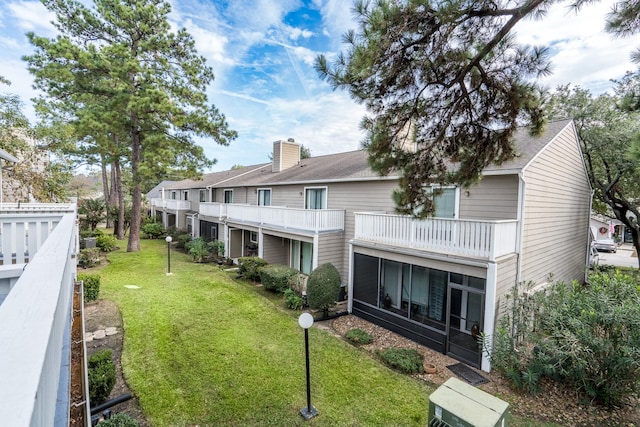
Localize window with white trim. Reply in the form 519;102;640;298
183;191;189;201
257;188;271;206
305;187;327;209
224;189;233;203
199;189;207;202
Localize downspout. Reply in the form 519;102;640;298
585;190;595;283
516;172;526;285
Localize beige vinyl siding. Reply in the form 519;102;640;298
327;180;398;279
494;254;518;320
262;234;289;265
459;175;519;220
316;233;346;277
520;123;591;286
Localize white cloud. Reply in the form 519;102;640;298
8;1;56;34
288;27;314;41
515;2;640;93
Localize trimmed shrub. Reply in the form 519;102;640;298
96;234;118;252
79;274;100;303
79;247;101;268
345;328;373;345
307;263;341;316
88;350;116;405
207;240;225;258
284;288;304;310
259;264;299;293
376;348;424;374
97;413;138;427
175;233;192;249
185;237;210;262
141;222;165;239
238;256;268;282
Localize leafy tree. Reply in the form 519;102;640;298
25;0;236;252
546;81;640;267
307;263;341;316
300;144;311;159
0;82;71;202
79;198;106;231
316;0;551;217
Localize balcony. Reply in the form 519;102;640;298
354;212;518;260
200;203;345;233
0;204;87;426
150;198;191;211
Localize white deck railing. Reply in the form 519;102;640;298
199;202;225;218
0;208;78;426
354;212;517;260
222;204;345;233
150;198;191;211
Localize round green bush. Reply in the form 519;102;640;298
89;349;116;405
306;263;341;315
345;328;373;345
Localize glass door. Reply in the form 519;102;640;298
446;285;484;367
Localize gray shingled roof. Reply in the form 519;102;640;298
161;119;573;189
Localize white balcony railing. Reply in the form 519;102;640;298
0;207;78;426
199;203;345;233
226;205;345;233
199;202;225;218
354;212;517;260
150;198;191;211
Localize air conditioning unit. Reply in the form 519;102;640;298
428;377;509;427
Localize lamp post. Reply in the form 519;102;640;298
165;235;173;275
298;312;318;420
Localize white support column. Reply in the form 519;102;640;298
482;261;498;372
258;228;264;258
223;223;230;258
312;234;319;271
347;242;354;313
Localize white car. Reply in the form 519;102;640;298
593;239;617;253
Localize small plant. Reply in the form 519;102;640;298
207;240;225;258
238;256;268;281
141;222;165;239
79;273;100;303
176;233;192;249
345;328;373;345
79;247;101;268
97;413;138;426
259;264;299;292
307;263;341;316
284;288;304;310
376;348;424;374
96;234;118;252
185;237;210;263
88;350;116;405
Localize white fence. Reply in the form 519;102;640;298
150;198;191;211
224;205;345;233
0;208;78;426
354;212;517;260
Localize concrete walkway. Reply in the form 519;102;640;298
598;243;639;269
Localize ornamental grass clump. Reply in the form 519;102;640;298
376;348;424;374
346;328;373;345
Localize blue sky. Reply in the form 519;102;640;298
0;1;638;172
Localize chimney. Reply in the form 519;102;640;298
272;139;301;172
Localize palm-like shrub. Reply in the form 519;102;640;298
307;263;341;316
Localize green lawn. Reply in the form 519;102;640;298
98;239;559;426
99;240;431;426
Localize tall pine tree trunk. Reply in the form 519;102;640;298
127;119;142;252
114;157;125;240
100;154;111;228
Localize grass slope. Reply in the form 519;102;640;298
99;240;431;426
